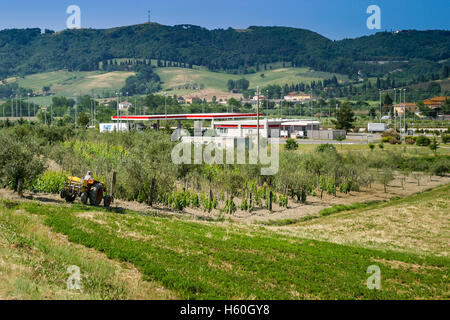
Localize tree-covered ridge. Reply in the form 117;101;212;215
0;24;449;79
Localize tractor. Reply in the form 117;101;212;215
60;176;113;207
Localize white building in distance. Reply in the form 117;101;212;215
118;101;132;110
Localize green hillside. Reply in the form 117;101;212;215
7;70;134;105
157;67;347;93
0;25;448;80
5;67;346;103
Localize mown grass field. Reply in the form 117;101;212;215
7;71;134;105
0;195;448;300
287;184;450;257
0;200;175;299
156;67;347;94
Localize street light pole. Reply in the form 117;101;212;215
394;88;397;132
257;86;260;159
379;90;382;123
116;92;119;131
403;89;407;144
164;92;167;124
27;93;30;118
279;94;282;118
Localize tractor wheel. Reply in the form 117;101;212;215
104;195;113;208
89;183;104;206
65;194;76;203
81;192;88;205
60;189;67;199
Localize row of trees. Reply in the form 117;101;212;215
0;123;448;212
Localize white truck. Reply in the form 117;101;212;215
368;123;388;133
99;123;130;133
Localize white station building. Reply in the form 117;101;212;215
109;112;329;140
213;118;320;138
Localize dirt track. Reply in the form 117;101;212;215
1;173;449;224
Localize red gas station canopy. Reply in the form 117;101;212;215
112;113;262;121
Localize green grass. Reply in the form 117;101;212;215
292;184;450;257
319;200;386;217
3;199;447;300
7;70;134;103
156;67;347;93
0;200;175;299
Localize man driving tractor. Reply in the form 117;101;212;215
84;171;93;181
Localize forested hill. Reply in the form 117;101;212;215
0;23;449;79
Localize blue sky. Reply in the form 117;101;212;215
0;0;448;40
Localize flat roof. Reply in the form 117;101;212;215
213;118;320;128
280;120;320;126
112;113;262;121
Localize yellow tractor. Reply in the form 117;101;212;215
60;176;113;207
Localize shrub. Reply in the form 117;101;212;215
405;138;415;145
429;158;450;176
416;136;431;146
442;134;450;144
382;130;400;139
316;144;336;153
240;198;248;211
31;171;67;194
388;137;400;144
285;138;298;151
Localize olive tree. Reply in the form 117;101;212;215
117;131;176;206
0;132;45;196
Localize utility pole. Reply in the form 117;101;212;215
257;86;260;159
310;90;313;132
11;95;13;118
27;93;30;118
266;90;269;118
403;89;407;144
279;94;282;118
126;92;129;128
116;92;120;131
379;90;382;123
394;88;397;132
75;104;77;128
94;93;96;126
164;92;167;124
148;10;151;23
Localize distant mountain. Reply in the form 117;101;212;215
0;23;448;80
